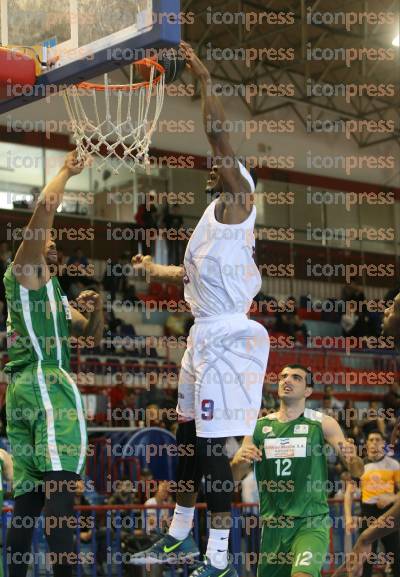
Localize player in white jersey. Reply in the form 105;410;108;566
130;42;269;577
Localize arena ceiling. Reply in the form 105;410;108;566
179;0;400;148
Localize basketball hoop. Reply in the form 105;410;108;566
62;58;166;174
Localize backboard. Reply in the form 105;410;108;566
0;0;180;112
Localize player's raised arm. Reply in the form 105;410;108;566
13;151;84;290
131;254;184;285
181;41;254;211
322;415;364;478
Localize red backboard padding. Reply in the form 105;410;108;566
0;48;36;99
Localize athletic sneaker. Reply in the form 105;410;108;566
190;560;238;577
129;533;200;565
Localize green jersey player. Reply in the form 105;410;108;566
5;151;104;577
232;364;364;577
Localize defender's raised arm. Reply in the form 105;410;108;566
13;151;84;290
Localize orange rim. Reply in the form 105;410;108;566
77;58;165;92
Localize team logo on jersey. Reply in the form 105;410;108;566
294;424;309;434
262;426;273;435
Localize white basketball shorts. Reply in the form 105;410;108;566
176;313;270;437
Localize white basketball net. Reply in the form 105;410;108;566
62;62;165;174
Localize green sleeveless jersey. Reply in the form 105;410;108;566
4;264;71;373
253;409;329;520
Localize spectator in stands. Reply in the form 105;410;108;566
160;406;178;433
135;191;158;256
162;202;184;265
145;403;165;428
341;300;359;336
262;383;277;413
321;395;336;417
341;280;365;304
384;285;400;305
117;321;137;354
382;292;400;348
253;292;271;315
66;248;93;296
274;296;308;344
184;314;194;337
67;246;89;268
339;399;357;435
327;459;344;498
120;391;136;427
96;479;141;572
102;254;138;306
348;423;365;450
344;430;400;577
383;382;400;418
73;478;96;574
118;252;138;303
67;277;86;301
0;241;11;275
341;300;376;339
165;312;189;338
143;481;173;534
102;259;119;304
109;478;141;530
324;385;344;411
56;245;65;268
361;401;386;439
103;310;121;354
0;242;11;267
74;479;93;544
140;468;155;502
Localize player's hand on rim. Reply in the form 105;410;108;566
180;41;210;81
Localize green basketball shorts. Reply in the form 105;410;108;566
6;363;87;497
257;515;331;577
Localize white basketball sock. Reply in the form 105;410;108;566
168;504;195;540
206;528;230;569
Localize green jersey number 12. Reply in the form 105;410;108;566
275;458;292;476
